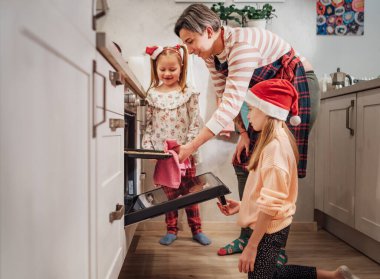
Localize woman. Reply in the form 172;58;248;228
174;3;320;258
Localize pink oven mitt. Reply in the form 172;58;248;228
153;139;191;188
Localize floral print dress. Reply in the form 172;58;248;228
142;87;201;151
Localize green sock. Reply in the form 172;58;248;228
276;248;288;267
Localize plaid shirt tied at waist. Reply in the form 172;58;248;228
214;48;310;178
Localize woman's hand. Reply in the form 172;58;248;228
175;143;195;163
232;132;250;164
217;199;240;216
239;245;257;273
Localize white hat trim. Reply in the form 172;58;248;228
245;91;289;121
151;46;164;60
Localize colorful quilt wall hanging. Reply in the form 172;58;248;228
317;0;364;35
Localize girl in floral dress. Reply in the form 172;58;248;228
142;44;211;246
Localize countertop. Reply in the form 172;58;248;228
322;78;380;100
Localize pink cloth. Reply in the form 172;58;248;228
153;139;192;189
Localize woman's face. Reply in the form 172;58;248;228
179;27;215;59
247;106;268;131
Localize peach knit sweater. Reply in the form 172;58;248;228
237;128;298;234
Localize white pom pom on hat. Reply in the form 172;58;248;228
245;79;301;126
290;115;302;126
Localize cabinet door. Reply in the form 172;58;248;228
323;95;356;227
355;89;380;241
0;1;94;278
95;108;125;279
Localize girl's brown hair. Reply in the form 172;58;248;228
247;118;299;171
174;3;221;36
148;45;188;93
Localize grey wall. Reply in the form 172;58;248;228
98;0;379;223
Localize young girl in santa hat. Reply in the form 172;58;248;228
142;44;211;246
217;79;358;279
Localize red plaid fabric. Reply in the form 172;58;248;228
214;49;311;178
162;156;202;235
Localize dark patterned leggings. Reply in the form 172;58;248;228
248;226;317;279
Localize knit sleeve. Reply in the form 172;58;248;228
186;92;201;143
141;104;154;150
257;165;290;216
206;43;261;135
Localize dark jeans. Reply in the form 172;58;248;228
234;165;252;238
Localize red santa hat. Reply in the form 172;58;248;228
145;46;164;60
245;79;301;126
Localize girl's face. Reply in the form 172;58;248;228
247;106;268;131
156;54;181;88
179;27;214;59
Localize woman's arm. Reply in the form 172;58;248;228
177;126;214;162
239;212;272;273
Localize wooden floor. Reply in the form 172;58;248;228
119;229;380;279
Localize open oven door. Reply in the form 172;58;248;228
123;168;231;226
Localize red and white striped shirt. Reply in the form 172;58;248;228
205;26;292;135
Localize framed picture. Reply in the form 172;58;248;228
317;0;364;36
175;0;224;2
233;0;284;2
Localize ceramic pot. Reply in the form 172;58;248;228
247;19;267;29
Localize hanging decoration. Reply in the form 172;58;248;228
317;0;364;36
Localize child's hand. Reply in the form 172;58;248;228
239;245;257;273
217;199;240;216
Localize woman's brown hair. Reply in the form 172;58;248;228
247;118;299;171
174;3;221;36
148;45;188;93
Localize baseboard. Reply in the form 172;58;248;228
315;209;380;264
136;220;317;232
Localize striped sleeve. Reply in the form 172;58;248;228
206;42;261;135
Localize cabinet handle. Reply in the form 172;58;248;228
109;118;125;131
92;60;107;138
345;100;355;136
109;71;124;87
109;204;124;223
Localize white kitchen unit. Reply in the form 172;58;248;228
0;1;145;278
93;52;126;279
315;79;380;263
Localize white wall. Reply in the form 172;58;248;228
97;0;380;223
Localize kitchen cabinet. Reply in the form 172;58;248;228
315;94;356;227
0;0;95;278
355;89;380;241
93;53;126;279
315;82;380;243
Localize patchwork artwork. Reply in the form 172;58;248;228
317;0;364;35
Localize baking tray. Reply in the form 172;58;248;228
124;148;172;159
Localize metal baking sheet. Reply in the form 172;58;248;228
124;172;231;226
124;148;172;159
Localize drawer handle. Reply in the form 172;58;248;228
109;204;124;223
109;118;125;131
345;100;355;136
92;60;106;138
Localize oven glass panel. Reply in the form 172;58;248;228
124;172;231;226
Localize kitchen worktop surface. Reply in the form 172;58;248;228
322;78;380;100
